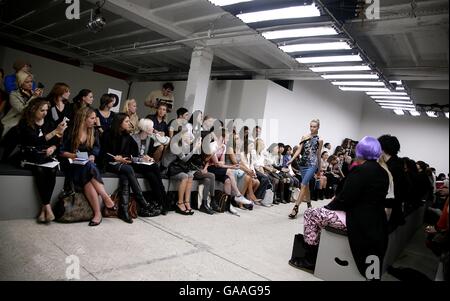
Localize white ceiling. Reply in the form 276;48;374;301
0;0;448;106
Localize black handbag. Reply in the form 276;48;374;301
168;160;191;177
20;145;54;165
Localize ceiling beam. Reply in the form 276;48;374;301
402;33;420;66
150;0;202;13
22;10;92;38
88;45;187;62
174;12;229;26
346;14;449;36
0;0;62;30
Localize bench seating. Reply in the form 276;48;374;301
0;163;213;220
313;205;425;281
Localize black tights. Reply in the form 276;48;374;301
132;163;167;203
28;166;57;205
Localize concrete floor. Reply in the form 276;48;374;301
0;199;439;281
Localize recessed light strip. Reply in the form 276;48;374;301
237;4;321;23
263;27;338;39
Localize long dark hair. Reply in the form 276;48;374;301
106;113;129;154
21;98;50;129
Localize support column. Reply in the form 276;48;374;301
184;46;214;112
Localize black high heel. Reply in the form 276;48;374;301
289;204;299;219
184;202;194;215
175;202;190;215
88;218;102;227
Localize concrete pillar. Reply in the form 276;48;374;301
184;46;214;112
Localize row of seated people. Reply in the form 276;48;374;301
1;92;330;226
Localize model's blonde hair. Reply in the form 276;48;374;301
311;119;320;127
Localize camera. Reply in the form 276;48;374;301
37;82;44;89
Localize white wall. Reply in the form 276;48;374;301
262;80;365;150
0;46;129;109
129;79;269;122
359;101;449;175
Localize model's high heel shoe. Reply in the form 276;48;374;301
289;204;299;219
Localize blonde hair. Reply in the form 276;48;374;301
311;119;320;127
70;107;96;152
16;70;33;88
122;99;139;133
122;99;137;115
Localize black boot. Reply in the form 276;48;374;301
135;192;156;217
318;189;324;200
288;242;318;273
118;184;133;224
199;199;215;215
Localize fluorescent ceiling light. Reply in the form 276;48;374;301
396;87;405;91
371;96;411;100
393;109;405;115
381;106;416;111
297;55;362;64
426;111;439;118
263;27;338;39
378;103;416;108
209;0;252;6
280;42;351;53
322;74;379;79
339;87;391;92
331;81;384;86
311;65;371;72
237;4;321;23
366;92;408;96
374;100;413;105
445;112;449;118
410;111;421;117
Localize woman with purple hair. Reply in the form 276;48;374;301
289;136;390;279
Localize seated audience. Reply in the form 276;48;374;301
45;83;72;128
95;94;117;135
3;59;36;94
60;107;116;226
101;113;157;223
122;99;139;135
169;107;190;138
1;70;43;138
146;103;169;162
161;130;202;215
71;89;94;119
18;98;67;223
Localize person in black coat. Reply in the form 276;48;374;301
289;136;389;280
378;134;407;231
101;113;161;223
